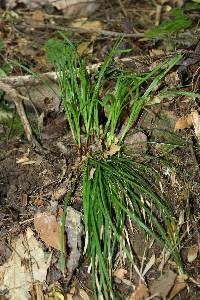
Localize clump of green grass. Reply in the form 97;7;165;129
51;38;184;299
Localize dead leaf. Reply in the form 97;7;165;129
33;198;45;207
191;110;200;141
0;228;49;300
16;155;30;164
79;289;90;300
16;154;37;165
149;269;177;299
174;116;192;131
142;254;156;276
62;1;100;18
65;207;83;282
149;49;165;56
168;274;188;300
187;244;199;263
113;268;127;280
174;110;200;141
77;41;91;55
129;283;149;300
31;10;44;24
71;18;103;30
104;143;121;158
89;167;96;180
34;211;61;250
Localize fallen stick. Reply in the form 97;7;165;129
0;82;32;141
17;24;144;38
0;72;57;88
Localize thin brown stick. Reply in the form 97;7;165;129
17;24;144;38
0;82;32;141
0;72;57;88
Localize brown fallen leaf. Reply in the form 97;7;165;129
70;18;103;30
149;269;177;299
168;274;188;300
174;115;192;131
104;142;121;158
16;154;37;165
142;254;156;276
174;110;200;141
191;110;200;141
113;268;127;280
34;211;61;250
129;283;149;300
79;289;90;300
187;244;199;263
31;10;44;25
0;228;49;300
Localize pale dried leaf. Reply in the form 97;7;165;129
104;143;121;158
129;283;148;300
77;41;91;55
62;0;100;18
187;244;199;263
174;110;200;141
71;19;103;30
34;212;61;250
168;274;188;300
191;110;200;141
142;254;156;276
31;10;44;24
149;49;165;56
16;155;30;164
89;167;96;180
174;116;190;131
0;228;49;300
150;269;177;298
79;289;90;300
113;268;127;280
65;207;83;279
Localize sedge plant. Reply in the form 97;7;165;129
53;38;184;299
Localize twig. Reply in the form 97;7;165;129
118;0;127;17
155;4;162;26
0;82;32;141
0;71;57;87
16;24;144;38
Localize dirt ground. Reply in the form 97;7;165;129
0;0;200;299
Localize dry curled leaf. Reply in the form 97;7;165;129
31;10;44;24
142;254;156;276
174;115;192;131
0;228;49;300
113;268;127;280
34;211;61;250
168;274;188;300
149;269;177;299
174;110;200;141
129;283;148;300
187;244;199;263
104;143;121;158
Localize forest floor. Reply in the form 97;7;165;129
0;0;200;299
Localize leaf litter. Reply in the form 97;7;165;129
0;228;50;300
0;0;200;299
